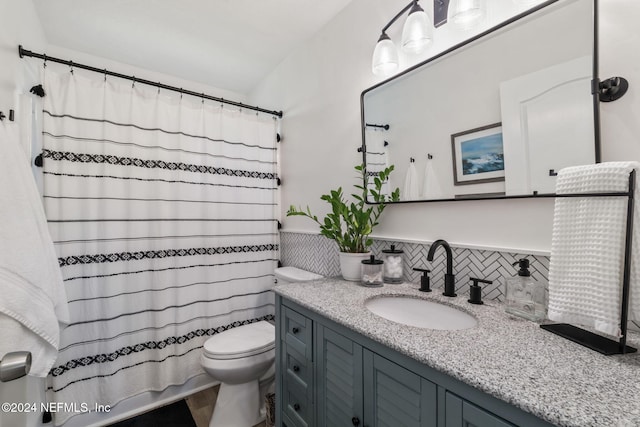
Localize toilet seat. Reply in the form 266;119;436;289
203;321;275;360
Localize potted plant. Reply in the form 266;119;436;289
287;164;400;281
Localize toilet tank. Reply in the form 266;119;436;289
274;267;323;285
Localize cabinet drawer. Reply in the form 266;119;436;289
281;306;312;359
283;345;311;391
282;377;312;427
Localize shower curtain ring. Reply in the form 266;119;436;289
43;54;47;68
201;93;205;104
69;61;74;74
157;83;161;94
132;76;136;88
104;69;107;82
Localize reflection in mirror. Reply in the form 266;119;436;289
362;0;595;203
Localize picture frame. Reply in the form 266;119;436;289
451;122;505;186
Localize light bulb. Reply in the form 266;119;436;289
372;33;399;76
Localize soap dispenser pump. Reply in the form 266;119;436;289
504;258;547;322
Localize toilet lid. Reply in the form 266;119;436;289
204;321;275;359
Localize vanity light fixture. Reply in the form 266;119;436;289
372;0;487;76
372;0;433;76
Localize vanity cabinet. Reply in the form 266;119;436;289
276;296;551;427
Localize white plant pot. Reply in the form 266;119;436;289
339;252;371;281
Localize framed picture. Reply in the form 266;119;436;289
451;123;504;186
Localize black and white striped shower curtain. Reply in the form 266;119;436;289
40;70;279;425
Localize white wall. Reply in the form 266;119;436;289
250;0;640;254
0;0;47;121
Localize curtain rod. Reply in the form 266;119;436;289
18;45;283;118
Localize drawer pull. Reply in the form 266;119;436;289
292;327;300;334
352;417;360;426
293;365;300;372
293;403;300;411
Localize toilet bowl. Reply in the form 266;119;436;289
201;267;322;427
201;321;275;427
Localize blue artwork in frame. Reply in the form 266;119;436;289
451;123;505;185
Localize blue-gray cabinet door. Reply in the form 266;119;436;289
316;325;364;427
363;350;437;427
445;392;515;427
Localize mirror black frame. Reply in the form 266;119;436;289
360;0;601;204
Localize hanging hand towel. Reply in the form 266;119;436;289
403;161;419;201
421;158;446;199
0;123;69;376
548;161;640;337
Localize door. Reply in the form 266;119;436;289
316;325;364;427
500;55;595;195
363;351;437;427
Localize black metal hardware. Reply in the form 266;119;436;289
18;45;283;118
597;77;629;102
293;403;300;411
468;277;492;305
357;146;364;153
427;239;456;296
365;123;390;130
293;365;300;372
34;153;44;167
277;220;282;230
383;140;389;147
352;417;360;426
410;157;415;163
276;133;281;142
549;169;558;176
277;177;281;186
413;268;432;292
541;170;637;355
427;153;433;159
29;84;45;97
0;111;5;121
42;410;52;424
434;0;450;27
292;327;299;334
9;110;14;121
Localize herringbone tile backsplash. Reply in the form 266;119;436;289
280;231;640;331
280;231;549;302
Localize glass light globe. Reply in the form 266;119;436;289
449;0;486;29
401;6;433;54
372;33;399;76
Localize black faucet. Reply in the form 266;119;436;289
427;239;456;297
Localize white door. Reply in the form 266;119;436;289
500;56;595;195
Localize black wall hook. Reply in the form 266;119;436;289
30;84;46;97
0;112;5;121
598;77;629;102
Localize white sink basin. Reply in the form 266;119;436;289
365;296;477;330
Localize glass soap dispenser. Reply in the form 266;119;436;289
361;255;384;287
381;245;404;284
505;258;547;322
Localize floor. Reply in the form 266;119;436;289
185;385;267;427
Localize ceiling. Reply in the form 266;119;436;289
32;0;354;95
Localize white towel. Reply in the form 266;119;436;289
403;162;420;201
0;123;69;376
421;159;445;199
548;162;640;337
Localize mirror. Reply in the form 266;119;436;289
362;0;596;203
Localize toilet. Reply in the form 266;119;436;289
201;266;322;427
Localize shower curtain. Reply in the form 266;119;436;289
364;127;390;197
40;70;279;424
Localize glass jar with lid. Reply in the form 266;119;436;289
381;245;404;284
361;255;384;287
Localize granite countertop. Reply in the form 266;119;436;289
274;278;640;427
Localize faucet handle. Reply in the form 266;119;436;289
468;277;492;305
413;268;432;292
